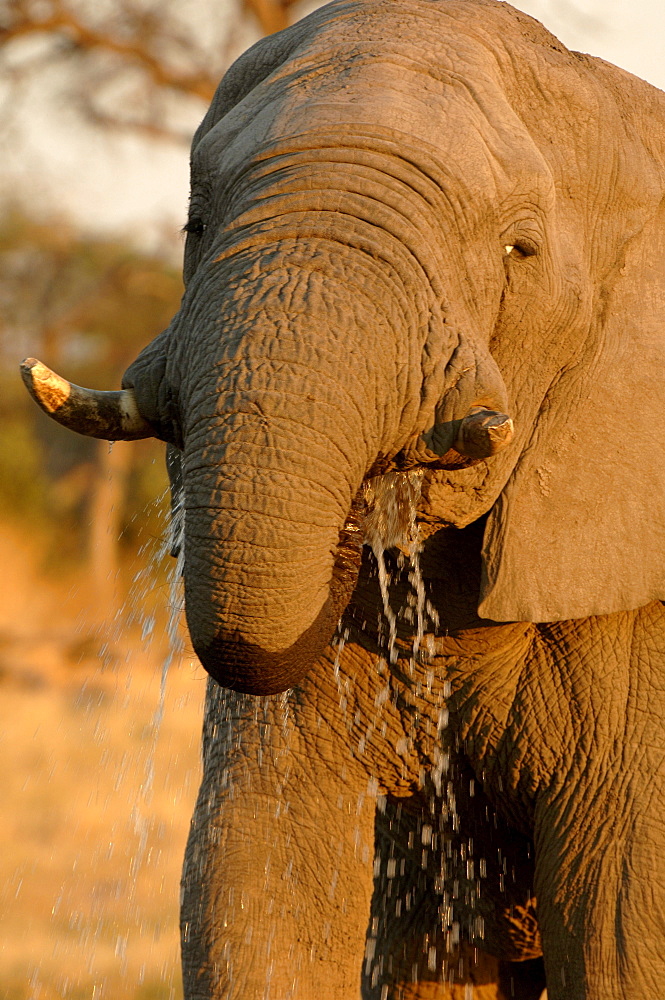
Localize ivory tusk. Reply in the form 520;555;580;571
454;406;514;459
20;358;154;441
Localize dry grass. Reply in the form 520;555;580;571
0;525;207;1000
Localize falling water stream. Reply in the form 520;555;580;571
357;470;485;994
127;487;187;893
362;470;438;665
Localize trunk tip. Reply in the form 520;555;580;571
190;596;342;695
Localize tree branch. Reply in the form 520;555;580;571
0;0;317;146
1;0;219;102
243;0;303;36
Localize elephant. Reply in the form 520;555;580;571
21;0;665;997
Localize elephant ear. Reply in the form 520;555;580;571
479;201;665;623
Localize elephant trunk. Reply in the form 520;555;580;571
172;238;511;694
181;389;368;694
176;258;386;695
183;440;364;694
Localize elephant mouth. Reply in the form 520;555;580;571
372;448;478;477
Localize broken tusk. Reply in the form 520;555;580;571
454;406;514;459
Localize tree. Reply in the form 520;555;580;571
0;210;183;605
0;1;327;618
1;0;315;144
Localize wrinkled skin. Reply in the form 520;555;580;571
117;1;665;998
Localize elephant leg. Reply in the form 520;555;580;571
363;793;523;1000
181;682;377;1000
529;609;665;999
534;768;665;1000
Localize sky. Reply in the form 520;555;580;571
3;0;665;254
514;0;665;89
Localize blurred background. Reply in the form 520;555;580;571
0;1;663;998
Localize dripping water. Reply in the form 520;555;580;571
21;464;195;999
128;485;185;883
357;470;485;991
150;486;186;737
362;470;440;670
363;470;425;665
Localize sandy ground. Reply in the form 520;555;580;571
0;525;207;1000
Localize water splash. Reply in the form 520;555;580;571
116;482;188;949
362;470;441;677
153;485;186;732
363;470;426;665
135;486;185;810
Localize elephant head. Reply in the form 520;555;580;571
22;0;665;694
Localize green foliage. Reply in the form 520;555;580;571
0;208;183;572
0;207;184;377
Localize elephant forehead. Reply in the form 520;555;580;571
195;13;552;207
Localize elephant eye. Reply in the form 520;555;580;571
504;240;537;259
183;216;207;237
